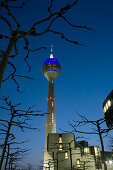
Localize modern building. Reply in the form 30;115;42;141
103;90;113;129
47;133;101;170
42;47;113;170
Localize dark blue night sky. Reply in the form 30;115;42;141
0;0;113;167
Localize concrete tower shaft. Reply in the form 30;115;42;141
46;81;56;133
42;46;61;169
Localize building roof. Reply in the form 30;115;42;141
43;58;60;66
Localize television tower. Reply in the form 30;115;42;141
42;45;61;169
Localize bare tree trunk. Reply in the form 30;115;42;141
97;120;107;170
10;157;13;170
57;153;58;170
4;144;10;170
0;113;14;169
69;142;72;170
0;33;17;88
8;160;10;170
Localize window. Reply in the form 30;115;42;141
84;147;90;154
59;135;62;151
94;146;100;157
76;159;80;168
59;144;62;151
59;137;62;143
65;152;68;159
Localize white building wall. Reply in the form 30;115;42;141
47;133;97;170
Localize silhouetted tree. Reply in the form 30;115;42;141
108;136;113;151
69;113;113;170
3;140;29;170
0;96;45;169
0;0;93;90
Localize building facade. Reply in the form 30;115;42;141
42;48;113;170
47;133;102;170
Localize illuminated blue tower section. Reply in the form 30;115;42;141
42;56;61;82
42;46;61;169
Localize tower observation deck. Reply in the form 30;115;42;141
42;46;61;169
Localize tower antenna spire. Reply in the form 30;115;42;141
50;45;53;58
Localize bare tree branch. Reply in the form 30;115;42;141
0;96;45;169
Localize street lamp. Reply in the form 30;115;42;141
108;160;113;165
103;90;113;128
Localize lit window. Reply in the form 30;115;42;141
103;106;106;113
106;103;108;110
107;100;111;107
94;146;100;156
76;159;80;168
59;137;62;143
59;144;62;151
65;152;68;159
104;100;112;113
84;147;90;154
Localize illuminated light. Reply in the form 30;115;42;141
59;144;62;151
50;45;53;58
50;54;53;58
59;137;62;144
84;147;90;154
50;97;52;100
65;152;68;159
76;159;80;168
49;123;51;126
52;113;54;123
94;146;100;156
52;102;54;107
43;58;60;66
54;123;56;126
106;103;108;110
46;124;47;127
107;100;111;107
103;106;106;113
44;69;58;74
109;160;112;164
